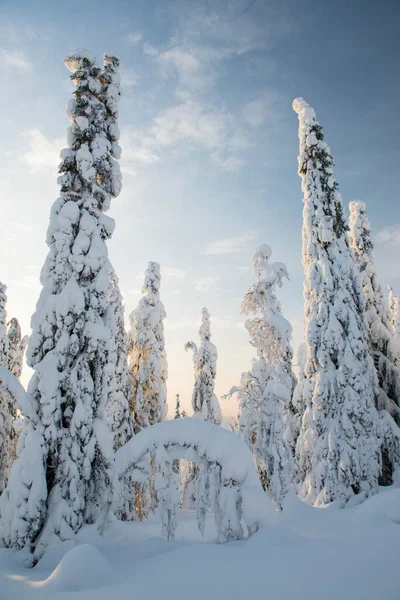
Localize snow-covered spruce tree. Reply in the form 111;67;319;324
226;246;293;508
0;286;29;494
349;201;400;483
185;308;222;424
106;267;135;520
389;287;400;365
292;98;381;507
0;284;16;494
183;309;221;509
128;262;168;518
0;50;126;557
128;261;168;429
349;201;400;418
174;393;181;419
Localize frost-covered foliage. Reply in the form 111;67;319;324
226;246;294;508
0;285;29;494
128;262;168;429
185;308;221;425
292;98;381;507
389;288;400;366
113;418;271;542
0;50;126;559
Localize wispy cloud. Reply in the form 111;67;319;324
120;67;139;87
376;225;400;246
20;128;65;172
0;48;32;71
127;31;143;45
121;101;249;171
194;276;219;292
162;267;187;279
204;233;256;255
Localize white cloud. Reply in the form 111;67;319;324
211;152;247;172
20;128;65;172
162;267;187;279
120;132;160;164
120;67;139;87
143;42;158;57
204;233;256;255
165;317;198;331
0;48;32;71
121;101;249;170
376;225;400;246
127;32;143;45
194;276;219;292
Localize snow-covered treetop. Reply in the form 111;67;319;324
349;201;373;258
185;308;221;425
293;96;347;242
242;246;292;368
349;199;393;341
142;261;161;295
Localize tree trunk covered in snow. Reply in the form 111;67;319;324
0;50;133;559
292;98;381;507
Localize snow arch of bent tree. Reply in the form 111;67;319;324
112;418;273;542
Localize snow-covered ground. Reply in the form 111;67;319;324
1;488;400;599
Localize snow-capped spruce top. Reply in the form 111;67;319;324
292;97;381;507
185;308;221;425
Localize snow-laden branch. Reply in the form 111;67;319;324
0;367;38;424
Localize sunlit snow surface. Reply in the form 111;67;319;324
1;489;400;599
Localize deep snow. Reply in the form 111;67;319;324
1;488;400;599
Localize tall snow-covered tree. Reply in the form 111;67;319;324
128;262;168;429
106;267;135;520
226;246;293;508
185;308;221;425
128;262;168;518
292;97;381;507
348;201;400;418
0;50;127;558
349;200;400;484
0;285;16;494
0;285;29;495
389;288;400;365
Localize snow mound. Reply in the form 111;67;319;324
352;489;400;525
32;544;113;592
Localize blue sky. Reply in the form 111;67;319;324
1;0;399;416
